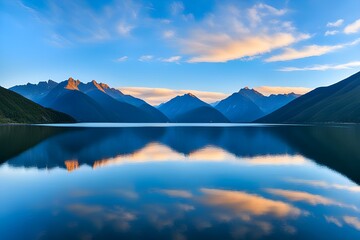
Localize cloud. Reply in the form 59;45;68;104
153;189;193;198
161;56;182;63
265;188;359;211
343;216;360;231
115;56;128;62
117;22;135;36
286;178;360;193
344;19;360;34
139;55;154;62
174;3;309;63
266;38;360;62
279;61;360;72
163;30;175;38
67;204;136;231
325;30;339;36
170;1;185;16
254;86;311;95
324;216;343;227
327;19;344;27
200;188;301;218
19;0;142;43
119;87;229;105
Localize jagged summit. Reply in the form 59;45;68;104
90;80;106;93
65;77;81;90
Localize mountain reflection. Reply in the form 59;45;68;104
1;124;360;240
1;125;360;184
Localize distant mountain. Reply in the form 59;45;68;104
158;93;229;122
10;80;58;103
215;92;264;122
256;71;360;123
238;87;299;114
0;86;74;124
101;85;168;122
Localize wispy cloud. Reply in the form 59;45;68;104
325;216;343;227
161;56;182;63
327;19;344;27
153;189;192;198
139;55;154;62
266;38;360;62
163;30;175;38
344;19;360;34
115;56;128;62
19;0;142;44
343;216;360;231
325;30;339;36
173;3;308;63
279;61;360;72
286;178;360;193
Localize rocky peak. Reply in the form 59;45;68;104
65;77;81;90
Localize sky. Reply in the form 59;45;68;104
1;0;360;103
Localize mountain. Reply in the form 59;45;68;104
0;86;74;124
77;80;164;122
11;78;169;123
215;92;264;122
256;71;360;123
101;84;169;122
10;80;58;103
238;87;299;114
158;93;229;122
39;79;110;122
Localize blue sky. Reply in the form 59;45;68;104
1;0;360;100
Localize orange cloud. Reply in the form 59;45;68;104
254;86;311;96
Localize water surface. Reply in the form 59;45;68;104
0;124;359;239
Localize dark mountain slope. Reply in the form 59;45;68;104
0;86;74;124
256;71;360;123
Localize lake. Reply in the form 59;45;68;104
0;124;360;239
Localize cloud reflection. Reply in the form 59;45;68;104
200;188;301;218
266;188;359;211
286;178;360;193
343;216;360;231
91;143;307;169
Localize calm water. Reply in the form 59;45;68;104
0;124;360;240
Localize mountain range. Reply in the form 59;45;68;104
9;78;299;123
0;86;74;124
257;71;360;123
11;78;168;122
6;71;360;123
